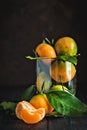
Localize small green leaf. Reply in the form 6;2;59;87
0;85;37;115
57;55;77;65
25;56;49;60
18;85;37;101
43;37;54;46
0;101;17;112
25;56;38;60
46;90;87;116
36;71;52;93
44;37;51;44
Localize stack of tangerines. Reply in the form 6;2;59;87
15;36;78;124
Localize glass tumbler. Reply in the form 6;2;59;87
36;58;77;95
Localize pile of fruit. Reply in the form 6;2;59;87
1;36;87;125
27;36;78;94
15;36;87;124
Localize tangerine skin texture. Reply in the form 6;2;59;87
55;37;78;56
36;43;56;58
35;43;57;64
30;94;54;114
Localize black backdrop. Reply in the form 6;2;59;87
0;0;87;93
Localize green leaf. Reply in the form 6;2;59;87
18;85;37;101
0;101;17;113
46;90;87;116
0;85;37;114
25;56;50;60
57;55;77;65
43;37;54;46
36;71;52;93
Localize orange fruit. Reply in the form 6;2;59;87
30;94;54;114
35;43;56;64
55;36;78;56
15;101;45;124
50;60;76;83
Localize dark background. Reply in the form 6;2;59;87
0;0;87;95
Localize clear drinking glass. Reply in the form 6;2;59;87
36;58;77;95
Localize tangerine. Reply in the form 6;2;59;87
35;43;56;64
55;36;78;56
50;60;76;83
30;94;54;114
15;101;45;124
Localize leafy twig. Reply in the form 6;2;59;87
43;37;54;45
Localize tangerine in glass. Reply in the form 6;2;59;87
50;60;76;83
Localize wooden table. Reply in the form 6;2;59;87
0;86;87;130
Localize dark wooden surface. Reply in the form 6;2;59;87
0;113;87;130
0;86;87;130
0;0;87;129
